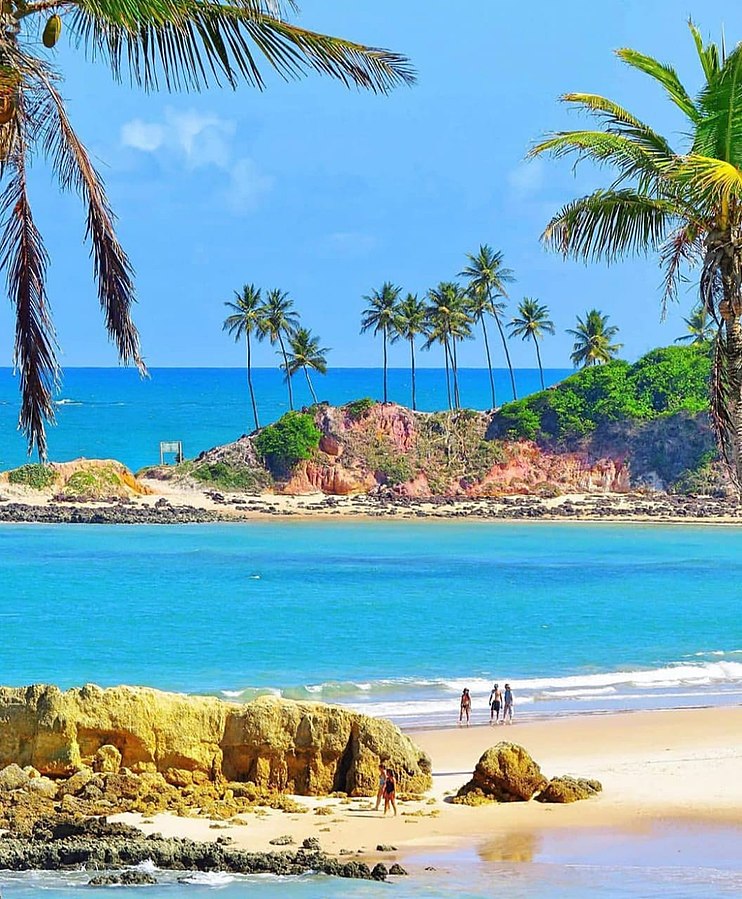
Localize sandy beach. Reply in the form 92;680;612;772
112;706;742;860
2;476;742;524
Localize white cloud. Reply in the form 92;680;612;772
121;119;165;152
507;158;545;197
120;108;270;214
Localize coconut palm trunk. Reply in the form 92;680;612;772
451;335;461;409
277;332;294;410
303;366;319;404
715;237;742;484
494;313;517;401
443;337;453;410
409;336;417;411
382;326;389;403
481;318;496;408
533;336;546;391
246;331;259;431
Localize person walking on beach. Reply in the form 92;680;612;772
375;762;387;811
503;683;514;724
459;688;471;726
489;683;502;725
383;768;397;816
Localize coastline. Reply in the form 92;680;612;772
0;481;741;524
106;705;742;860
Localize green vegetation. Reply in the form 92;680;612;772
254;411;322;472
190;462;273;493
344;398;377;420
61;466;122;499
7;464;56;490
492;345;711;444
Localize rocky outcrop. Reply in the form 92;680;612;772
0;685;431;797
454;743;601;805
454;742;548;803
536;775;603;803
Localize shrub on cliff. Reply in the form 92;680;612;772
8;464;56;490
491;345;711;444
254;412;321;473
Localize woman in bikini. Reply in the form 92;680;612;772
375;762;387;811
459;688;471;726
383;768;397;816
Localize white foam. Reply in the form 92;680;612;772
178;871;239;885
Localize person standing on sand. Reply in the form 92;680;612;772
375;763;387;811
383;768;397;816
503;683;514;723
459;688;471;726
489;683;502;725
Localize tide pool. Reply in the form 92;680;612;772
1;520;740;726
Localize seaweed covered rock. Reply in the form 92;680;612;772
0;685;431;799
454;743;547;803
536;775;602;803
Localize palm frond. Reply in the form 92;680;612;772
694;44;742;166
0;131;58;459
542;189;678;263
688;20;721;81
559;92;675;157
616;47;699;122
66;0;415;93
675;153;742;205
30;62;145;372
659;223;702;316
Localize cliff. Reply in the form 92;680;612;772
0;684;431;797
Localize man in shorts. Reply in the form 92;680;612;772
503;684;514;723
489;683;502;724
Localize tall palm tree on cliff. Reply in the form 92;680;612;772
285;327;329;405
530;21;742;485
567;310;622;368
425;282;472;410
508;298;555;391
460;245;517;402
259;289;299;410
0;4;414;460
392;292;427;410
676;306;715;345
223;283;263;431
361;282;401;403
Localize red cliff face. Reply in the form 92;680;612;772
280;404;632;497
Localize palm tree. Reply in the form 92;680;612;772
1;5;414;460
223;284;263;431
259;289;300;410
508;298;555;390
567;310;623;368
460;245;517;402
530;22;742;485
285;327;329;405
361;282;401;403
425;282;472;409
676;306;714;345
392;293;427;410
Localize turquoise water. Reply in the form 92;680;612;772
0;366;570;470
1;521;740;726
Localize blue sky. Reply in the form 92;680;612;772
2;0;741;369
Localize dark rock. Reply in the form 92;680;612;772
301;837;321;851
376;843;397;851
88;869;158;885
389;863;408;875
536;775;603;803
371;862;388;881
269;835;294;846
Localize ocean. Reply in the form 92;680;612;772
0;366;570;470
1;367;741;897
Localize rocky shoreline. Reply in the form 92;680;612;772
0;817;396;883
0;491;740;524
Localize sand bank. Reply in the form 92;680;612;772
112;706;742;860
